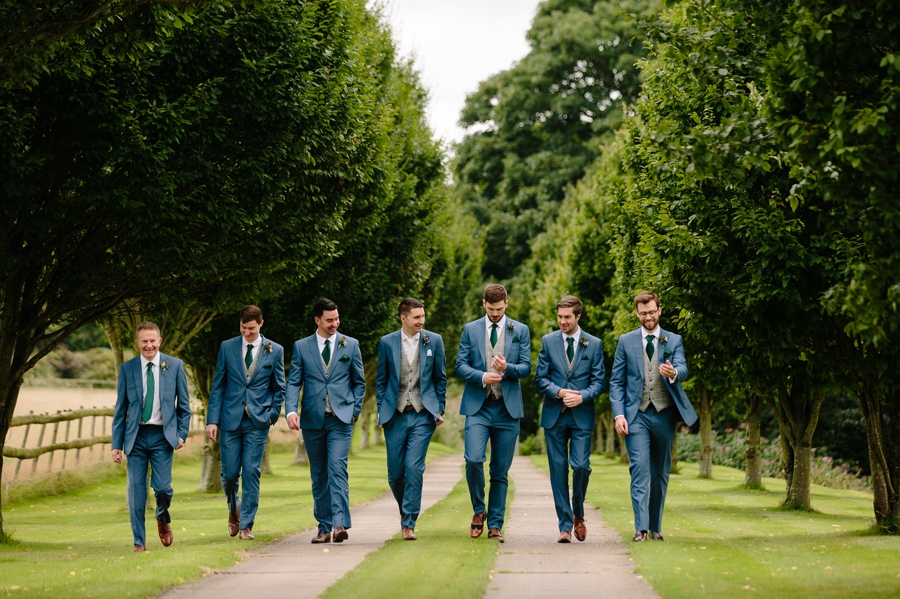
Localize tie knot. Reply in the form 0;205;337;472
491;323;497;329
325;339;331;346
567;337;574;346
646;334;655;343
147;362;153;371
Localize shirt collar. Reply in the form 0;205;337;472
563;327;581;346
243;336;260;349
401;330;420;343
641;326;661;341
140;353;161;370
485;314;507;332
316;331;337;344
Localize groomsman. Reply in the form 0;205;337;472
610;291;698;541
112;322;191;552
286;298;365;543
534;296;606;543
456;284;531;543
206;305;286;540
375;298;447;540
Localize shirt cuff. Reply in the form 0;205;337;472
481;373;488;387
614;415;626;420
287;411;298;418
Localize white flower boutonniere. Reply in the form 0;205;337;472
338;336;347;348
659;335;668;345
263;341;273;354
423;332;431;346
507;322;515;335
580;337;589;349
160;361;169;374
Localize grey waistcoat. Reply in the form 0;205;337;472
397;342;424;413
640;341;674;412
485;324;505;399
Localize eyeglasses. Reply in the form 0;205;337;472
637;310;658;318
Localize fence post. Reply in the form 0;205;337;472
13;420;31;481
49;418;60;473
100;415;107;460
75;410;84;466
62;418;72;470
89;415;97;461
31;422;47;476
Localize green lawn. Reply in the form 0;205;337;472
0;443;401;598
548;455;900;598
323;470;509;599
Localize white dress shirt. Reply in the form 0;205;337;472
140;353;163;425
401;330;420;365
481;314;508;386
316;331;338;365
242;336;260;366
563;327;582;361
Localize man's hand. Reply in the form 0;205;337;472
559;389;583;408
111;449;124;464
659;359;677;380
435;415;444;427
176;438;184;450
615;415;629;435
287;413;300;430
491;354;507;373
206;424;218;442
483;372;503;385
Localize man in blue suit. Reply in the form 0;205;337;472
112;322;191;552
375;298;447;541
286;298;365;544
534;295;606;543
610;291;698;542
456;284;531;543
206;305;285;540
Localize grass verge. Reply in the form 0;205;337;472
323;466;509;599
0;442;453;598
537;455;900;598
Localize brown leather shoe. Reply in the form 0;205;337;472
470;511;487;538
239;528;255;540
132;545;146;553
650;531;665;541
402;527;417;541
557;530;572;543
311;530;332;544
332;526;349;543
157;521;173;547
488;528;505;543
573;516;587;542
228;510;240;537
633;531;647;542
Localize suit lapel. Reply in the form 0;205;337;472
474;321;487;369
502;320;514;360
233;338;246;382
392;332;403;381
552;331;568;372
131;358;143;403
418;331;429;381
157;353;167;404
631;330;645;381
309;336;327;378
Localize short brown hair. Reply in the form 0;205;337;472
240;305;263;324
398;298;425;317
634;291;660;310
557;295;583;316
483;284;508;304
135;321;161;337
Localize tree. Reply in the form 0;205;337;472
0;0;389;537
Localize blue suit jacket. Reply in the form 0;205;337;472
112;353;191;455
456;317;531;419
609;328;698;427
375;329;447;425
534;330;606;430
286;333;366;428
207;335;286;432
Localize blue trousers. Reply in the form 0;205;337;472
384;409;436;530
464;399;519;530
220;411;269;530
624;405;678;533
126;425;174;547
543;409;592;532
303;416;353;532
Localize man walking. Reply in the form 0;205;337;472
375;298;447;541
286;298;365;543
534;295;606;543
610;291;698;541
456;284;531;543
206;305;286;540
112;322;191;552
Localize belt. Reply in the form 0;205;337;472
487;392;500;401
325;411;335;417
402;405;416;413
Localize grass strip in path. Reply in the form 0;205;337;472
572;455;900;598
0;442;428;598
321;470;511;599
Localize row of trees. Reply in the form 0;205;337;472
0;0;482;537
455;0;898;532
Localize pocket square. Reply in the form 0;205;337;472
513;337;520;343
263;363;272;368
339;354;350;362
426;349;433;357
581;355;588;360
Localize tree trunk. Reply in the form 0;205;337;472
856;380;900;533
768;380;825;510
671;430;680;474
618;428;629;464
294;430;308;466
0;375;25;538
357;360;378;451
603;412;615;455
744;393;763;489
698;388;712;478
102;317;126;372
260;438;272;475
199;438;223;492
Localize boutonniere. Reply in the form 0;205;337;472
263;341;273;354
160;361;168;374
579;337;589;348
659;335;668;345
338;336;347;348
422;332;431;346
339;354;350;362
507;322;515;335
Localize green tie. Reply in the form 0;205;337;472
245;343;253;369
490;324;498;348
566;337;575;362
142;362;155;423
646;334;655;360
322;339;331;366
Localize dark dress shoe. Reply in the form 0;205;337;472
333;526;349;543
228;511;240;537
633;531;648;542
557;530;572;543
650;531;664;541
573;516;587;542
402;527;417;541
470;511;487;538
488;528;505;543
157;521;173;547
239;528;255;540
132;545;146;553
311;530;332;544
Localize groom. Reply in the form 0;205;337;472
112;321;191;552
609;291;698;541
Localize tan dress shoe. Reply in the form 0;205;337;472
332;526;349;543
488;528;505;543
228;511;240;537
573;516;587;542
633;531;647;542
402;527;417;541
239;528;255;540
470;511;487;538
132;545;146;553
157;521;173;547
650;531;664;541
557;530;572;543
311;530;332;544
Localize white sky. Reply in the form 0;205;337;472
375;0;542;145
